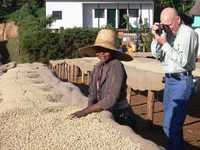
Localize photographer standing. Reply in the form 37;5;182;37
151;7;198;150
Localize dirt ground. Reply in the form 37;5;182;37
130;91;200;150
76;83;200;150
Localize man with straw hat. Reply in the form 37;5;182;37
69;29;135;129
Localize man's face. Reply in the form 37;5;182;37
161;15;180;34
96;49;112;63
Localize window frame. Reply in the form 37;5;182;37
128;9;139;17
95;9;105;18
52;11;62;20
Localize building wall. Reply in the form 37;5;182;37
46;1;153;29
46;2;83;29
83;3;153;28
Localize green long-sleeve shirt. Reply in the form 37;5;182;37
151;24;198;73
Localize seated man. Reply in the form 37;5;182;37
69;29;135;129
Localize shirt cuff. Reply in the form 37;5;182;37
161;42;171;53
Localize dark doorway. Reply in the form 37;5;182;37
118;9;127;28
0;41;10;64
107;9;116;28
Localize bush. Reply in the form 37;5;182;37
6;38;20;63
7;4;99;63
20;27;98;63
62;28;99;58
140;32;153;52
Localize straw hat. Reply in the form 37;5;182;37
79;29;133;61
189;1;200;16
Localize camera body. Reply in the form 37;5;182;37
155;24;170;35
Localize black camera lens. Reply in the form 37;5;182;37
155;24;170;35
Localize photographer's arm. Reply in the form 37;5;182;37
161;30;198;67
151;23;165;60
151;40;162;59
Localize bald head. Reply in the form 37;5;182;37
160;7;181;34
161;7;178;21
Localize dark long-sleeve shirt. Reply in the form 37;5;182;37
88;58;129;111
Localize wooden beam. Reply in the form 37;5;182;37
67;64;71;82
147;90;155;123
127;86;132;104
59;63;63;80
64;63;68;81
86;71;91;85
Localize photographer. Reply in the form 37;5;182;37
151;7;198;150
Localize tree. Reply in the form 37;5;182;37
154;0;195;22
0;0;45;21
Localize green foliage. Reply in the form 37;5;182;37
0;0;25;21
3;3;99;63
6;38;20;63
8;4;34;23
104;24;115;31
143;18;149;29
7;4;50;62
154;0;195;22
122;15;134;32
140;32;153;52
62;28;99;58
22;27;99;62
21;28;60;63
159;0;173;7
0;0;45;22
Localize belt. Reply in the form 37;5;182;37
165;71;192;79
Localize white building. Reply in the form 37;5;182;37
46;0;154;29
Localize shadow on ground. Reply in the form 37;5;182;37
74;83;200;150
132;110;200;150
188;92;200;118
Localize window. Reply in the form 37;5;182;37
95;9;104;18
129;9;139;17
52;11;62;20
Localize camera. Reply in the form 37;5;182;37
155;24;170;35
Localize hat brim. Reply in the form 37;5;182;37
79;45;133;61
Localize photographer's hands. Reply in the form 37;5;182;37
151;22;159;35
151;23;167;45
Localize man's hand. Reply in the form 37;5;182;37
151;22;159;36
68;109;88;119
154;32;167;45
151;23;167;45
67;104;103;119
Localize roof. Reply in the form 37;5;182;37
189;0;200;16
46;0;153;3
